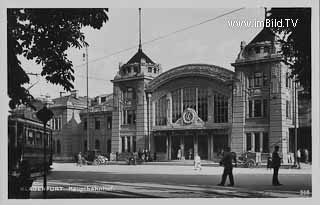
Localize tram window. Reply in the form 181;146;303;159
27;130;34;145
35;132;42;145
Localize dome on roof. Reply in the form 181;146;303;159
249;27;276;45
126;48;155;64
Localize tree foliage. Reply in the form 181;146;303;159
268;8;311;97
7;9;108;109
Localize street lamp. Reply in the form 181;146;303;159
36;105;53;199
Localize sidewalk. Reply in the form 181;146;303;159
87;160;311;170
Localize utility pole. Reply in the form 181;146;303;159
86;45;90;152
294;76;298;167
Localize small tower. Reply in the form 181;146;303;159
111;8;161;154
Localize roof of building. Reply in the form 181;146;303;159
126;48;155;64
51;95;88;108
248;27;276;45
146;64;235;92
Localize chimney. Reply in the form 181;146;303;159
70;90;78;98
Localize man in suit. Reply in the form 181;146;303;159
272;145;282;186
217;147;237;186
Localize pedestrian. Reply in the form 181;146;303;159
194;154;202;171
304;148;309;163
188;148;193;160
177;148;182;160
77;152;82;167
271;145;282;186
138;148;142;160
297;148;301;169
217;147;236;186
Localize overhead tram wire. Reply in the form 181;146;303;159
72;7;245;70
25;8;245;82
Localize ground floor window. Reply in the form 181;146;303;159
245;132;269;152
95;139;100;150
57;139;61;154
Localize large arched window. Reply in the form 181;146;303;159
155;95;167;125
172;89;181;123
171;87;208;122
214;94;228;123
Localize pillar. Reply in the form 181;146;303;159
124;136;128;152
251;132;255;152
259;132;263;152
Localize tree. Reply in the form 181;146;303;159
267;8;311;98
7;9;109;109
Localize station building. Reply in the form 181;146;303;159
111;27;298;163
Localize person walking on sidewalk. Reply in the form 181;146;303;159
217;147;236;187
272;145;282;186
77;152;82;167
296;148;301;169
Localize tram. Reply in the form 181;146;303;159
8;115;53;178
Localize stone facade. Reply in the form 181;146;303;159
110;27;302;163
48;91;87;161
79;94;113;154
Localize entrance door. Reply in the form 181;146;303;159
184;135;193;160
171;136;180;160
213;134;228;153
198;136;208;160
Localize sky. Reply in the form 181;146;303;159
21;8;266;99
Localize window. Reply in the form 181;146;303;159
286;100;291;119
171;87;208;123
35;132;42;145
122;110;136;125
262;132;269;153
57;140;61;154
248;99;267;118
107;116;112;129
153;67;157;73
263;73;268;86
172;89;181;123
53;116;62;130
254;100;262;117
121;137;125;152
246;133;252;151
27;130;34;145
95;140;100;150
254;46;261;54
183;87;197;111
254;132;260;152
101;97;106;103
198;88;208;121
95;119;100;130
155;95;167;125
214;94;228;123
132;136;136;152
83;140;87;152
248;72;265;88
148;67;152;73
